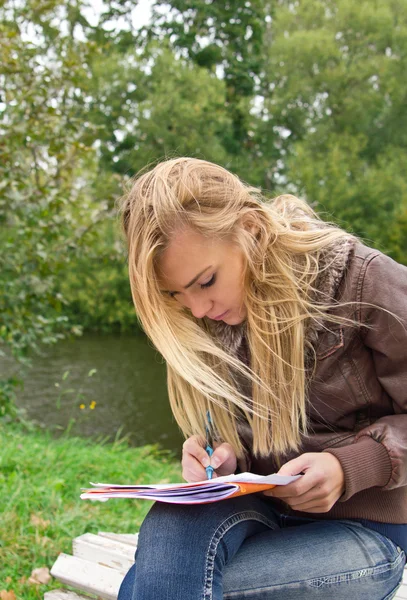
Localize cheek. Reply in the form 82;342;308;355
235;262;246;291
225;275;245;304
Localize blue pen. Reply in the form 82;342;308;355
205;410;214;480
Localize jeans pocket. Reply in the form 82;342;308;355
344;519;405;563
358;524;405;561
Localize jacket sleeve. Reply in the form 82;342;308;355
325;250;407;501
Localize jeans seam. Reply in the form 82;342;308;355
202;510;277;600
223;547;405;598
308;549;405;587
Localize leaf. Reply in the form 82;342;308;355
28;566;52;585
62;370;70;380
0;591;16;600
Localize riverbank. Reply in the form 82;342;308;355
0;421;181;598
1;332;183;457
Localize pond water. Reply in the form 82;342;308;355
3;333;184;457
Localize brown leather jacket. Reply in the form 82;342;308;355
239;243;407;523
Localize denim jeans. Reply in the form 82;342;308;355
117;495;406;600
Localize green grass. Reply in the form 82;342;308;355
0;421;181;598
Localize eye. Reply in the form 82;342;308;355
201;274;216;289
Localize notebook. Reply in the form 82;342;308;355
80;472;300;505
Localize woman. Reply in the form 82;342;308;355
118;157;407;599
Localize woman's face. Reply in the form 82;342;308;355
158;227;247;325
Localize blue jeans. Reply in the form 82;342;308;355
118;495;405;599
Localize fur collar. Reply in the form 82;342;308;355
303;236;355;368
205;318;247;355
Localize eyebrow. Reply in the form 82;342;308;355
163;265;212;295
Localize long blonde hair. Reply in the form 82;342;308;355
119;158;355;457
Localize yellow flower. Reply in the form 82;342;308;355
89;401;96;410
79;404;85;410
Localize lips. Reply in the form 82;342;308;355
210;310;230;321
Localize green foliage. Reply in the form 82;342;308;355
60;253;138;332
263;0;407;258
0;378;21;419
0;421;181;597
99;44;234;174
148;0;270;156
151;0;267;97
0;0;119;410
288;135;407;256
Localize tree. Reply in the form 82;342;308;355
107;44;233;173
0;0;120;415
261;0;407;257
147;0;270;157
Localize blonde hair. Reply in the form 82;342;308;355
119;158;355;457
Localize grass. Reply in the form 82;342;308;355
0;421;181;598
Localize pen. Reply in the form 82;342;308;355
205;410;214;480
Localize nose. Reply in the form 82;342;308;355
188;297;213;320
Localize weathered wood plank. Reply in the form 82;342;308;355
395;584;407;599
50;553;123;600
97;532;139;547
73;533;135;572
44;591;91;600
395;568;407;600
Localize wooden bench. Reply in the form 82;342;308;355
46;531;407;599
45;532;138;600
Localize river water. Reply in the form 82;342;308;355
3;333;184;457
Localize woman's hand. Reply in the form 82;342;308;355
263;452;345;513
182;435;237;482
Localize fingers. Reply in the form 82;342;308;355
270;470;318;500
264;452;345;513
264;482;338;512
182;436;210;482
211;443;237;475
277;454;309;477
183;435;211;466
181;455;209;482
181;437;237;482
271;477;316;499
278;490;339;513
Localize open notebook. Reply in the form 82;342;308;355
80;472;300;505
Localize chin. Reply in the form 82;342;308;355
223;311;246;326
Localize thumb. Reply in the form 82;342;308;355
277;454;309;477
211;445;232;469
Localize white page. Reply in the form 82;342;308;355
88;472;300;490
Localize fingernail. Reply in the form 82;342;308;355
211;457;220;469
202;457;210;468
